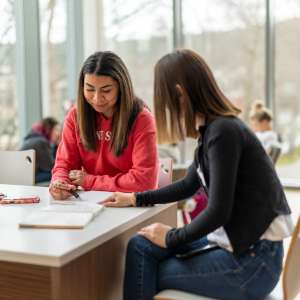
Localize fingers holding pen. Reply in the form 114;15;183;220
49;180;77;200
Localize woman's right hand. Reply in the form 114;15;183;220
49;180;77;200
100;192;136;207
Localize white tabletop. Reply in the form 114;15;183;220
0;184;175;267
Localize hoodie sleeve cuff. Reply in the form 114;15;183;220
81;174;95;191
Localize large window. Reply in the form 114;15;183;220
39;0;68;120
0;0;18;150
183;0;265;118
275;0;300;180
0;0;299;183
182;0;266;160
101;0;173;109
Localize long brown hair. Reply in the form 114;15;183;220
154;49;241;143
77;51;143;156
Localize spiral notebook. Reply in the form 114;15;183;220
19;203;103;229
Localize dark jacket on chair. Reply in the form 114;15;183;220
20;131;54;174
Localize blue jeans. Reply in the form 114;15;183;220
123;236;283;300
35;171;51;183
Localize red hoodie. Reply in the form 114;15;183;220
52;107;158;192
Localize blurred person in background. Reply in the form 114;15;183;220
20;117;61;183
249;100;281;155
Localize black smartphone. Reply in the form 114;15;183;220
176;244;220;259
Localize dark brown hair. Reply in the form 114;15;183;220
77;51;143;156
41;117;59;133
154;49;241;143
249;100;272;122
31;117;59;141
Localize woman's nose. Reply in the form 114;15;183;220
93;91;105;104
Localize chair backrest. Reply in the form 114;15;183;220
269;146;281;165
0;150;35;185
158;158;173;188
283;216;300;300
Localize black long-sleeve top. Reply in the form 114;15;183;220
136;117;290;255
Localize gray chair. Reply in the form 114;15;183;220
269;146;282;165
0;150;35;185
154;216;300;300
158;158;173;188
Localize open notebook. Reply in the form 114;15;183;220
19;203;103;229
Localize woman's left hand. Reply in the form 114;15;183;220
138;223;172;248
69;169;87;186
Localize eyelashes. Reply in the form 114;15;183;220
85;89;112;93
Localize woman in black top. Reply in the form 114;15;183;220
102;49;292;300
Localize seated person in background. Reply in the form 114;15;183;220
249;100;281;155
20;117;61;183
49;51;158;200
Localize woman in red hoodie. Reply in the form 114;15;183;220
49;51;158;200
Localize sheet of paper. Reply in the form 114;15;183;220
42;203;103;216
51;191;112;205
19;193;106;229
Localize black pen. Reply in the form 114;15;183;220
69;190;81;199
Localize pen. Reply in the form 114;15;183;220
69;190;81;200
0;196;40;205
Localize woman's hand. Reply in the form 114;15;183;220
69;169;87;186
49;180;76;200
138;223;172;248
100;192;136;207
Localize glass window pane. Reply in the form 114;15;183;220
39;0;68;120
0;0;18;150
182;0;266;160
102;0;173;109
275;0;300;180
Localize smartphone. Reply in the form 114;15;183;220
176;244;219;259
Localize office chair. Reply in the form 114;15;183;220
0;150;35;185
158;158;173;188
269;146;282;165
